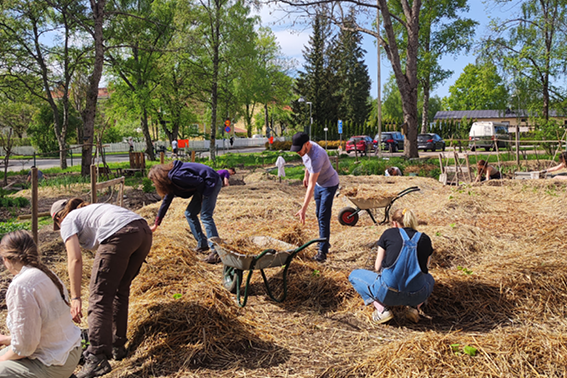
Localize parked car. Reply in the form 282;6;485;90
374;131;405;152
417;133;446;152
346;135;374;154
468;121;510;151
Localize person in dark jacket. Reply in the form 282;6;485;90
148;161;223;264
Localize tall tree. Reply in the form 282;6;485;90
0;0;88;169
334;9;372;128
442;62;509;111
482;0;567;121
280;0;423;157
177;0;258;160
292;10;333;137
412;0;476;133
106;0;177;161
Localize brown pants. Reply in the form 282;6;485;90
86;219;152;358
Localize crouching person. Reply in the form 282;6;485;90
349;208;434;324
51;198;153;378
0;230;81;377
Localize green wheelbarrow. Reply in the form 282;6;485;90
209;237;326;307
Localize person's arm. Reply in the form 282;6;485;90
545;161;566;173
152;193;174;232
0;347;26;362
223;177;230;187
65;235;83;323
0;335;11;346
375;246;386;271
295;171;319;224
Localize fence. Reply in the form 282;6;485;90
0;137;279;156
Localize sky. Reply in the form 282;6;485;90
256;1;507;101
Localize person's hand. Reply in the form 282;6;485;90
302;176;308;188
150;224;158;233
295;208;307;225
0;334;11;346
71;298;83;323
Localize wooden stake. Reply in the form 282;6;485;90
31;167;38;245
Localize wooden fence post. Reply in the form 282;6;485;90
31;167;38;245
90;165;97;204
160;151;164;164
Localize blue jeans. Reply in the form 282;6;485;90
349;269;381;305
349;269;434;307
185;178;221;250
314;184;339;255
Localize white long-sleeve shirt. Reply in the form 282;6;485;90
6;265;81;366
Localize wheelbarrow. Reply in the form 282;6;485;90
209;237;326;307
337;186;420;227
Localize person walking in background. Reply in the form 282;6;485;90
290;132;340;262
217;168;236;187
349;209;434;324
51;198;153;378
171;139;178;157
0;230;81;378
148;161;223;264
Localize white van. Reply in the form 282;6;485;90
468;122;510;151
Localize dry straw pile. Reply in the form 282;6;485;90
4;172;567;377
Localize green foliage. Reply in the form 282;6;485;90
0;221;28;239
457;266;473;275
442;62;508;111
533;119;565;154
451;343;478;356
27;104;80;155
142;178;154;193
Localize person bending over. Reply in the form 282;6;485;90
474;160;502;182
51;198;152;378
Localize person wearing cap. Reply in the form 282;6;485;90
290;131;340;262
147;161;223;264
51;198;152;378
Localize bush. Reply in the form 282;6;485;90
142;178;154;193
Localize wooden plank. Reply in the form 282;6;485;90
18;211;50;220
95;177;125;190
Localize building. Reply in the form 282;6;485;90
433;110;567;132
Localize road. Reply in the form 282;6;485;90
5;146;267;172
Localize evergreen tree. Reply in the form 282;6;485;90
334;10;372;129
292;8;333;139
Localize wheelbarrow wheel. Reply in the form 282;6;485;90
222;265;243;294
338;207;359;226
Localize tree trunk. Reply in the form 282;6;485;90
81;0;106;176
421;80;430;134
142;109;155;161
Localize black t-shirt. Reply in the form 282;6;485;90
377;227;433;273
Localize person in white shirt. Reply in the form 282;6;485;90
51;198;153;378
0;230;81;378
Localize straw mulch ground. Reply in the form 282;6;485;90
3;170;567;377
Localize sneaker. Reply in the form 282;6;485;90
372;308;393;324
203;251;221;264
405;306;420;323
312;252;327;262
112;345;128;360
76;353;111;378
194;246;210;253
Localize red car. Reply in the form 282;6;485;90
346;135;374;154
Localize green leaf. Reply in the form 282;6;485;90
312;269;320;277
463;345;477;356
450;343;460;354
173;293;182;300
